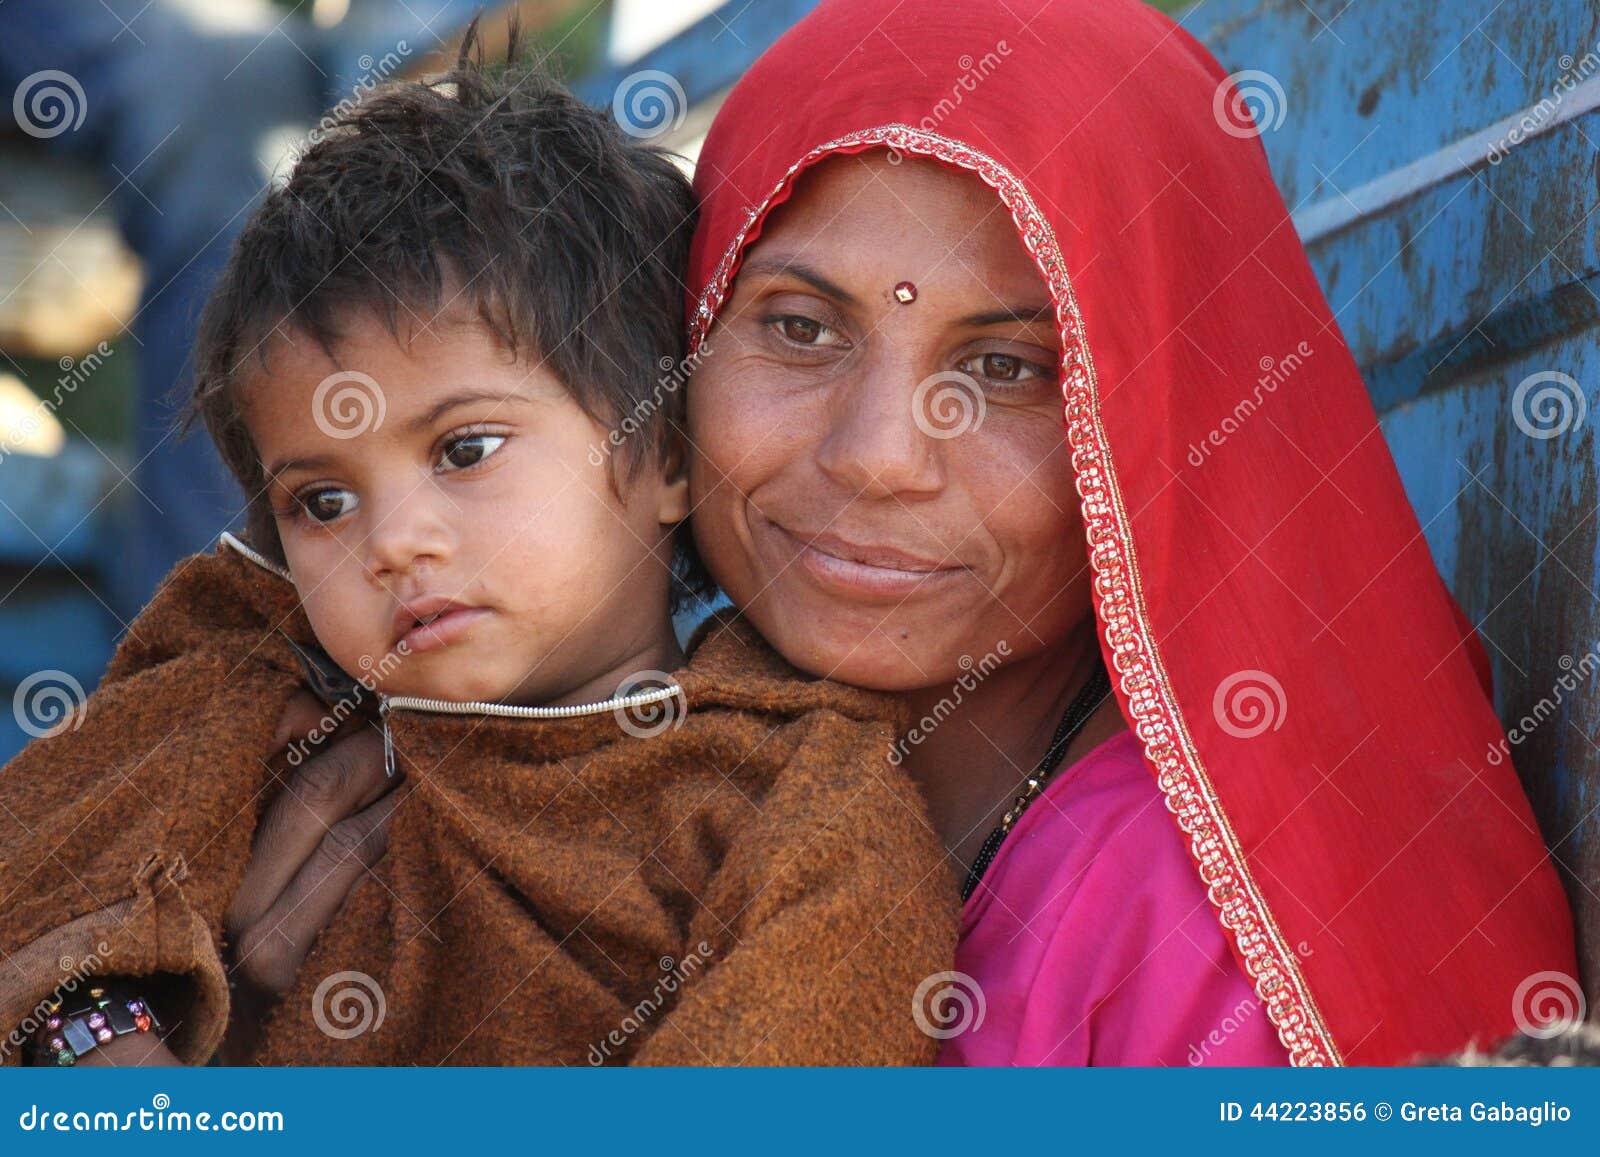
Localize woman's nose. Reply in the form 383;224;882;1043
814;352;949;498
362;481;455;582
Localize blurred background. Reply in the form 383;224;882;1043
2;0;1597;992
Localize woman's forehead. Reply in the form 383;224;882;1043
772;151;993;223
748;152;1045;294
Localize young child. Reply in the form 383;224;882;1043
0;27;956;1066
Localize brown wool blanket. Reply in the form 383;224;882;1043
0;538;958;1065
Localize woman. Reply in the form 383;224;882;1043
668;0;1576;1066
28;0;1576;1067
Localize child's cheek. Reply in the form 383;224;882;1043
296;565;382;676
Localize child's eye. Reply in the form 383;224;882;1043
297;487;357;523
955;352;1052;384
436;432;507;473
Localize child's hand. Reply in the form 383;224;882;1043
72;1031;182;1067
218;692;401;1063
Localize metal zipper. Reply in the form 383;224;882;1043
376;684;684;777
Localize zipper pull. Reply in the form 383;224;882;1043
378;693;395;778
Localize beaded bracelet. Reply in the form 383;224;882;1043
28;985;164;1066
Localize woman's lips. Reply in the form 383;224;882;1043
397;606;493;654
762;518;967;599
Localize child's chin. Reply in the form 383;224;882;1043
378;651;515;704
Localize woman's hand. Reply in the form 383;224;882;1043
217;691;401;1063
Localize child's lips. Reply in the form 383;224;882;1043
394;605;492;654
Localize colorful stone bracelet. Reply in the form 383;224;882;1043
29;985;164;1066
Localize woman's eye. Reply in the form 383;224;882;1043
773;315;841;347
437;432;506;472
298;488;357;523
958;352;1051;384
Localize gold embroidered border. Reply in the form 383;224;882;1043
688;123;1342;1067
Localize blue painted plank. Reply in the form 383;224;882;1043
1185;0;1600;213
1186;0;1600;408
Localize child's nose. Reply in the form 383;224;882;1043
362;485;455;581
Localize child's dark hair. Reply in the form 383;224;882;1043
187;16;713;609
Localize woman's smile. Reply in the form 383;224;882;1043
756;510;969;600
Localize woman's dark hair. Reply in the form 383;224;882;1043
187;15;713;608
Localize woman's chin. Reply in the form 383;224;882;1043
746;601;956;692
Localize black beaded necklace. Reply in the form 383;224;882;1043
961;657;1113;902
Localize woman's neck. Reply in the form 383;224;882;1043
896;628;1126;873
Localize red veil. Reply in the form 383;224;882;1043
683;0;1577;1065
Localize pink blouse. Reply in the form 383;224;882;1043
937;729;1291;1066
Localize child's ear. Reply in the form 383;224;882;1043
656;425;691;525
